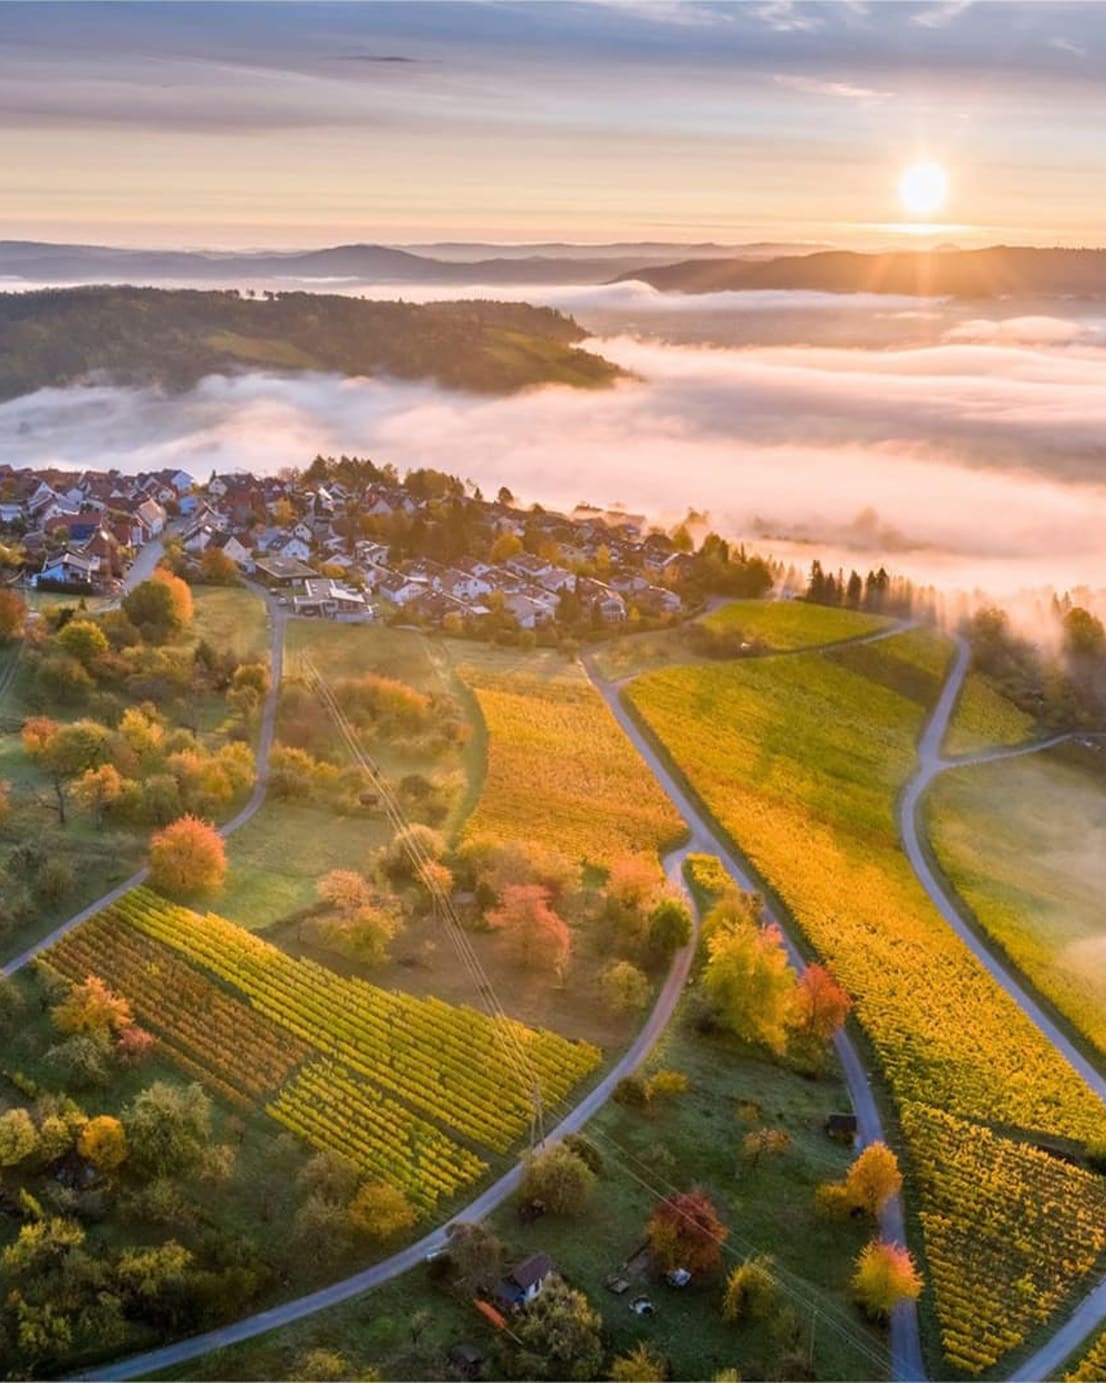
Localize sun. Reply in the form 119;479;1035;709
898;161;949;218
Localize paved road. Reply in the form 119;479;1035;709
83;628;924;1383
899;634;1106;1381
84;816;708;1379
1;586;285;980
586;658;925;1383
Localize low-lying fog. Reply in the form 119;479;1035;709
2;277;1104;602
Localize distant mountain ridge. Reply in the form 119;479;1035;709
0;238;828;287
614;246;1106;298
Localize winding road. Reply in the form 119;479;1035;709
25;611;1104;1381
899;634;1106;1382
76;620;924;1383
587;651;926;1383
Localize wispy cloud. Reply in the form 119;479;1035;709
911;0;973;29
773;73;891;103
750;1;823;33
1049;35;1087;57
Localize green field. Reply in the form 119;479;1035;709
591;599;894;684
702;599;893;649
190;585;272;663
926;743;1106;1060
944;671;1037;757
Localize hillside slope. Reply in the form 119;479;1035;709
0;286;623;398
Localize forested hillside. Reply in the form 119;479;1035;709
0;287;622;398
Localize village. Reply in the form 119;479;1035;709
0;462;705;636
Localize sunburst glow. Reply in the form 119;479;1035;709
899;161;949;217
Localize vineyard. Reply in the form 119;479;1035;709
459;664;684;868
45;887;601;1209
1066;1328;1106;1381
902;1103;1106;1375
47;913;308;1100
627;632;1106;1372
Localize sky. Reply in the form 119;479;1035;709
1;0;1104;248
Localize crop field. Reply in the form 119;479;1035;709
945;671;1037;756
1066;1329;1106;1381
627;631;1106;1372
701;598;893;648
902;1103;1106;1375
45;887;600;1209
458;659;684;868
926;745;1106;1061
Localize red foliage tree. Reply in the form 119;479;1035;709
647;1188;729;1276
794;963;852;1042
488;883;571;976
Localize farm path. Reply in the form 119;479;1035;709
83;830;708;1381
585;653;926;1383
1;584;286;979
902;632;1106;1382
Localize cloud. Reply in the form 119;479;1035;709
2;328;1105;599
749;1;823;33
943;315;1105;346
772;73;891;102
1049;36;1087;57
910;0;973;29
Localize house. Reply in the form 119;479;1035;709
209;532;253;570
493;1254;553;1312
636;584;682;615
505;552;553;581
275;535;312;564
576;577;627;622
377;573;428;607
504;592;553;629
292;578;373;621
441;567;493;602
536;565;575;594
254;555;315;588
182;523;217;555
35;549;99;588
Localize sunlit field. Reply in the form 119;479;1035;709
926;744;1106;1059
456;646;685;870
627;630;1106;1374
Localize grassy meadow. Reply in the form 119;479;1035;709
926;742;1106;1060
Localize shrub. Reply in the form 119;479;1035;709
722;1254;777;1323
520;1144;596;1217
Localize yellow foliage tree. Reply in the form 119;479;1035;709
78;1115;128;1172
851;1240;923;1320
347;1181;417;1240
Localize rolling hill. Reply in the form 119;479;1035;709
0;286;623;399
615;245;1106;298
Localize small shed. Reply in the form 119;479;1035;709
493;1252;553;1310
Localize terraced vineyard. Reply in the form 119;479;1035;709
627;630;1106;1373
460;664;683;868
44;887;601;1211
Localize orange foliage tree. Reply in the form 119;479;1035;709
152;565;194;627
794;963;852;1043
148;814;227;895
851;1239;923;1319
488;883;571;976
52;975;133;1039
845;1142;904;1217
647;1188;729;1275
